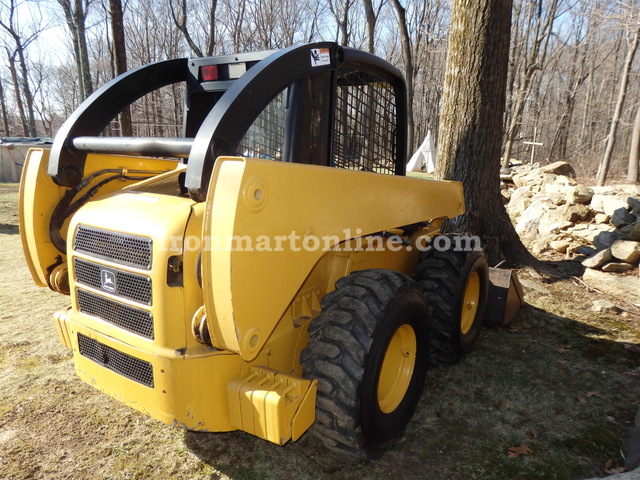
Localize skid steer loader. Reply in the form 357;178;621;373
19;42;489;457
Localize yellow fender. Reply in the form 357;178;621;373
202;156;465;360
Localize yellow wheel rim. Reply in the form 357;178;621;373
377;324;417;414
460;271;480;335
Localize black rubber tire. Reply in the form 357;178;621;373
413;236;489;365
301;269;430;458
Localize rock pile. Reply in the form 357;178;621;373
502;161;640;303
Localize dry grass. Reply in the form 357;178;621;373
0;182;638;480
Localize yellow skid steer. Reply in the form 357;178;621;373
20;42;488;457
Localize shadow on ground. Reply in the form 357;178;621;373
0;223;18;234
184;295;640;480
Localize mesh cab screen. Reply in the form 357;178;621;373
237;90;286;160
333;72;398;174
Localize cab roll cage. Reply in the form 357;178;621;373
48;42;407;202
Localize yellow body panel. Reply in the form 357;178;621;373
55;309;241;431
59;183;244;431
202;156;464;360
24;155;465;445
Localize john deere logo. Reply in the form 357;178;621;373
100;270;117;292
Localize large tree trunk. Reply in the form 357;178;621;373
109;0;132;136
628;104;640;184
437;0;536;266
596;27;640;186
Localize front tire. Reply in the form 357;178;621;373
301;269;430;458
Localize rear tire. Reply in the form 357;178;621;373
301;269;430;458
413;236;489;364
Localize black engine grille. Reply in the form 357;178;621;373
77;289;154;339
74;225;152;270
74;258;152;305
77;333;154;387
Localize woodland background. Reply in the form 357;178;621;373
1;0;640;184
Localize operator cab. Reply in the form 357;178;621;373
47;43;408;202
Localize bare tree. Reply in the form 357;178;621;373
6;52;29;135
328;0;353;46
0;76;9;135
170;0;207;56
218;0;247;52
58;0;94;100
389;0;414;152
29;62;56;136
596;23;640;185
361;0;385;53
6;0;635;179
628;103;640;183
0;0;41;136
501;0;559;168
51;62;82;119
401;0;448;150
117;0;184;136
548;4;591;162
109;0;132;135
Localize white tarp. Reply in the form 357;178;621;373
0;139;51;182
407;130;436;173
0;145;28;183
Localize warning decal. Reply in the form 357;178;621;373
310;48;331;67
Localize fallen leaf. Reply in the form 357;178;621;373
606;416;617;425
508;444;532;458
585;392;601;398
605;467;625;474
603;460;626;475
526;428;539;439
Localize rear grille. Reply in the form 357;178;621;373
77;289;154;339
74;258;152;305
74;225;152;270
77;333;154;387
